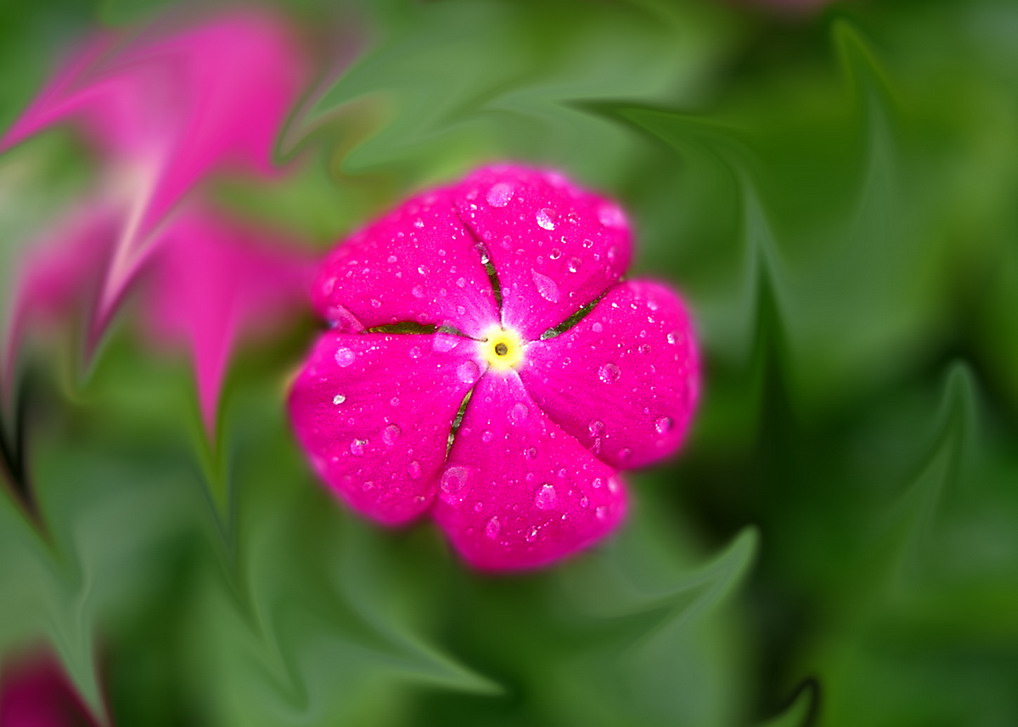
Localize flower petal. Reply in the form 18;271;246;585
454;164;631;339
519;280;700;469
289;331;483;525
434;373;626;571
312;188;499;337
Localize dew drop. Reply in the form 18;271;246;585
535;484;557;510
598;363;621;384
510;402;529;425
409;346;422;359
441;466;469;495
638;343;652;354
588;420;605;436
526;527;539;543
597;203;626;228
567;257;582;273
486;182;514;207
524;447;537;460
595;506;609;521
536;208;557;230
549;248;562;260
531;269;560;303
655;416;673;434
667;332;680;345
332;394;347;405
406;460;422;479
370;298;382;309
591;321;604;333
417;264;429;275
387;254;398;264
457;360;481;384
411;285;425;299
485;516;501;539
382;424;402;446
390;396;400;406
350;438;367;456
481;430;494;443
334;347;355;367
414;218;424;229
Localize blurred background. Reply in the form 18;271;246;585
1;0;1017;725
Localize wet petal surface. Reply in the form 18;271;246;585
454;164;631;339
434;373;626;571
312;188;499;336
289;331;481;525
519;280;700;469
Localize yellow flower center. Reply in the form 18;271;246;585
479;326;525;371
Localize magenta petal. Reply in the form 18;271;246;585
453;164;632;339
519;280;701;469
146;209;313;434
434;373;626;571
288;331;482;525
312;188;499;336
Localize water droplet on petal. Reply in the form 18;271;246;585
485;516;501;539
510;402;529;425
481;430;494;443
524;447;537;460
667;332;680;345
387;254;398;264
411;285;425;299
390;396;400;406
591;321;604;333
333;394;347;405
655;416;673;434
382;424;402;445
406;460;422;479
596;506;609;521
535;484;557;510
536;208;557;230
418;264;429;275
350;438;368;456
567;257;582;273
597;202;626;228
457;360;481;384
526;527;539;543
486;182;514;207
433;335;457;353
334;347;355;367
409;346;422;359
441;466;469;495
370;298;382;309
588;420;605;436
598;363;621;384
414;218;424;229
531;269;560;302
549;248;562;260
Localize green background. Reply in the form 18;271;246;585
2;0;1018;725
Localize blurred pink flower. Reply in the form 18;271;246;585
0;650;101;727
289;165;701;570
2;9;313;434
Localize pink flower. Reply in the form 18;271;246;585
0;650;101;727
289;165;701;570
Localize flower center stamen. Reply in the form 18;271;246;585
480;326;525;371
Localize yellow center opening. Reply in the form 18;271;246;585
480;326;525;371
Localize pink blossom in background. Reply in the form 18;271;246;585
144;209;313;432
0;650;100;727
290;165;701;571
1;9;313;435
